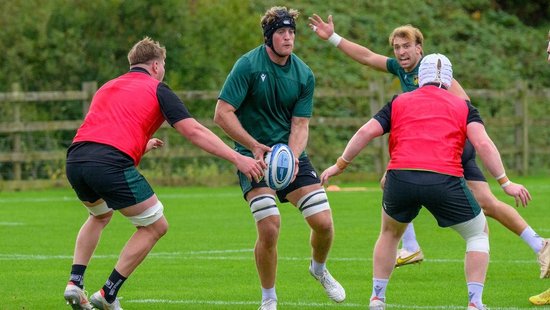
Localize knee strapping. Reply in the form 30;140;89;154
297;189;330;218
249;194;279;222
451;213;489;253
126;201;164;227
86;201;111;216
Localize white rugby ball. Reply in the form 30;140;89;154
264;143;295;191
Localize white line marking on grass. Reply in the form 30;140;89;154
125;299;535;309
127;298;363;308
0;222;24;226
0;251;538;266
186;249;253;254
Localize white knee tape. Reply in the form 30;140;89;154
86;201;112;216
249;194;279;222
126;201;164;227
297;189;330;218
451;213;489;253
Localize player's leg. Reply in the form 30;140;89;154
462;140;548;278
283;158;345;303
78;164;167;309
240;170;280;309
65;162;113;309
451;213;490;310
381;170;423;267
421;172;489;309
65;202;112;310
372;170;421;308
249;188;280;298
372;211;408;293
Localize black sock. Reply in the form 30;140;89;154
102;269;127;303
69;264;87;289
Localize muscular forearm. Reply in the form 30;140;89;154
341;118;383;161
475;139;506;178
175;118;239;164
288;124;308;158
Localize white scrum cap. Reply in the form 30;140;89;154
418;53;453;88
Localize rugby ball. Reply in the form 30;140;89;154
264;143;295;191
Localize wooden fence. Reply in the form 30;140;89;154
1;81;549;189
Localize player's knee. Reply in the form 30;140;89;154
126;200;165;227
297;189;331;219
153;216;169;238
466;232;489;253
451;213;490;253
249;194;280;222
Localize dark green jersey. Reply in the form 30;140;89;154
219;45;315;156
386;57;420;92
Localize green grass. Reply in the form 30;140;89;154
0;177;549;309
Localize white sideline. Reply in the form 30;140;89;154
125;298;536;309
0;251;539;265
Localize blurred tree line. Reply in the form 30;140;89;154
1;0;549;185
1;0;549;93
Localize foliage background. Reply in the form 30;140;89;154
1;0;549;184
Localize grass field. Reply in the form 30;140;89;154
1;177;549;309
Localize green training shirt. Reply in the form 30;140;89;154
386;57;420;92
218;45;315;157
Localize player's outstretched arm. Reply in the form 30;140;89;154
321;118;384;185
308;14;388;71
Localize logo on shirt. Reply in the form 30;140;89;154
260;73;267;82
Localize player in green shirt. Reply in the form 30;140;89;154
309;12;550;303
214;7;345;310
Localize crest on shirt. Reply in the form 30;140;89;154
260;73;267;82
413;74;419;86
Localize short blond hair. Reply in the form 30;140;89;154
388;25;423;46
260;6;299;28
127;37;166;66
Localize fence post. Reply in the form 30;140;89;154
81;81;97;117
514;81;529;175
521;84;529;175
368;80;388;175
11;83;22;181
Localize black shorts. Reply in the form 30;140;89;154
382;170;481;227
238;156;320;203
66;143;154;210
461;139;486;182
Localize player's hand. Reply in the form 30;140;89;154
320;164;343;186
308;14;335;40
503;182;531;207
145;138;164;153
236;155;265;183
290;156;299;184
252;143;271;170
